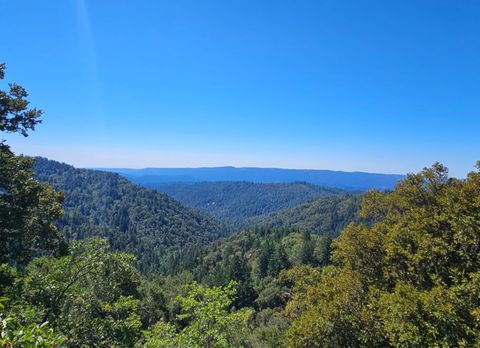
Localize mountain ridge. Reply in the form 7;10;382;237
33;157;226;273
97;166;404;191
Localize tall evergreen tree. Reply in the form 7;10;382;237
257;240;273;278
268;243;290;277
300;231;315;265
317;235;333;267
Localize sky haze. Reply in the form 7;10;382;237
2;0;479;177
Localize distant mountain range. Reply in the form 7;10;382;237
97;166;404;191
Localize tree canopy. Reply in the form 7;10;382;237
143;281;253;348
287;163;480;347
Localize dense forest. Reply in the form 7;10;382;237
34;157;226;273
2;64;480;347
252;194;362;235
152;181;344;229
163;194;361;278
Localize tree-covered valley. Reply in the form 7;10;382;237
150;181;346;230
2;63;480;348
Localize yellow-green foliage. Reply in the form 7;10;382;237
0;298;66;348
287;163;480;347
142;281;253;348
18;239;142;347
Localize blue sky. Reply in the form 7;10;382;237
1;0;479;176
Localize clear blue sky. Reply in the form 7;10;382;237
1;0;479;176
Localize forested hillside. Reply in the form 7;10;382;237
151;181;343;228
156;226;335;346
165;226;335;292
34;157;225;273
253;194;363;235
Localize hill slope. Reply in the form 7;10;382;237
165;194;362;278
100;166;404;191
34;157;225;273
162;195;363;310
252;194;363;236
152;181;343;228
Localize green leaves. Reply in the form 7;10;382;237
143;281;254;348
20;238;142;347
0;298;66;347
287;163;480;347
0;64;42;138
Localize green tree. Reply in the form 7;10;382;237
315;236;332;267
257;240;273;278
138;277;169;328
287;163;480;347
0;297;66;348
0;63;42;138
268;244;290;277
0;63;65;265
143;281;253;348
222;254;256;308
20;238;142;347
299;231;315;265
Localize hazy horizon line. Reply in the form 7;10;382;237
92;164;405;176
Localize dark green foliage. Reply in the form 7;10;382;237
34;158;226;273
1;239;148;347
163;194;360;284
316;235;333;267
299;232;315;265
257;240;274;278
254;194;362;236
248;308;290;348
155;194;361;342
166;226;347;313
0;63;42;137
153;181;344;229
0;153;65;265
157;225;344;346
268;244;291;277
137;279;169;329
19;239;142;347
0;64;65;266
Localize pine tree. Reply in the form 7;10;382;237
268;243;290;276
257;240;273;278
300;231;315;265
